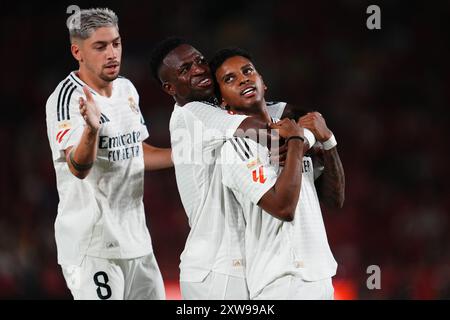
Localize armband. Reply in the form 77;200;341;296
69;149;93;171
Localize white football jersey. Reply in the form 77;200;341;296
169;101;251;282
46;72;152;266
220;132;337;299
265;101;286;120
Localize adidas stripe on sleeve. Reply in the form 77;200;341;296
220;137;278;205
46;76;85;161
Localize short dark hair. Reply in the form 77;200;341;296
209;47;253;101
149;37;189;84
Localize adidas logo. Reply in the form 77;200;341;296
106;241;118;249
232;259;244;267
99;113;110;124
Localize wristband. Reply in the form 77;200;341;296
303;128;316;149
322;133;337;150
286;135;305;144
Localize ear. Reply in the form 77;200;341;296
261;75;268;91
162;82;176;96
71;42;82;63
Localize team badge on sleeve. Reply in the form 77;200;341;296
128;97;139;114
246;158;261;170
56;121;72;143
56;129;70;143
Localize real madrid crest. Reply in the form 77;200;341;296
128;97;139;114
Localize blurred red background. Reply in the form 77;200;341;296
0;0;449;299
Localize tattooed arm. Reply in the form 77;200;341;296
300;112;345;209
309;146;345;208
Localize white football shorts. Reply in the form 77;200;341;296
61;253;165;300
253;276;334;300
180;271;249;300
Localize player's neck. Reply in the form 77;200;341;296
77;70;113;98
231;101;271;123
176;94;216;107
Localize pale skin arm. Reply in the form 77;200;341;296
65;86;172;175
64;86;101;179
143;143;173;171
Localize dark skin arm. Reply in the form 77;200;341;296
308;145;345;208
299;112;345;209
231;102;342;214
268;103;311;164
281;103;311;120
272;102;345;209
143;142;173;171
256;119;306;221
235;115;310;152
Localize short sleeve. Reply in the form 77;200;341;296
128;80;149;141
46;82;85;161
220;138;277;205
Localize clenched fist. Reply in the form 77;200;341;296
298;111;332;142
269;118;304;139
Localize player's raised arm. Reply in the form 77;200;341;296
235;115;316;153
299;112;345;209
281;103;311;121
222;119;307;222
64;86;101;179
257;119;305;221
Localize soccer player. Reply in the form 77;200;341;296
45;8;171;300
149;38;316;299
209;47;345;299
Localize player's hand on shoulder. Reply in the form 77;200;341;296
298;111;332;142
79;86;101;132
269;118;304;139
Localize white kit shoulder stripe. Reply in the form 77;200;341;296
56;76;80;122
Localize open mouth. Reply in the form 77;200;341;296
196;77;212;88
241;86;257;97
